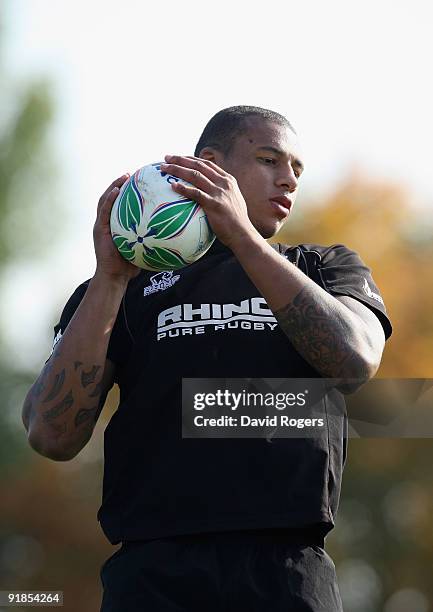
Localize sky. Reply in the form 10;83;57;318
2;0;433;370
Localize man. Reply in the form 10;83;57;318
22;106;392;611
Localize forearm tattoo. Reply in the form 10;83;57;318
24;353;59;427
42;390;74;421
75;406;98;427
88;381;103;398
273;286;357;378
43;369;66;402
27;355;105;444
33;358;55;398
80;365;101;388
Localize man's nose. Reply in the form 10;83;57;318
277;165;298;192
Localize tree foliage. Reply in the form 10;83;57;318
0;79;56;266
0;71;58;476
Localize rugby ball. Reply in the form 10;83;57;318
110;162;215;271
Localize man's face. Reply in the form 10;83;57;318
201;118;304;239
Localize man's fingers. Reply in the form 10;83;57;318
97;174;130;214
161;162;216;194
163;155;225;183
184;156;227;177
171;181;209;207
97;186;120;225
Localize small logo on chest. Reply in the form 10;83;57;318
143;271;180;296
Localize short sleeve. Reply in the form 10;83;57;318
315;244;392;340
47;280;132;369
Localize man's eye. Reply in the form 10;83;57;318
259;157;276;165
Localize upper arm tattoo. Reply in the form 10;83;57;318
273;286;366;379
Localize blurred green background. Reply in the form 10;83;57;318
1;2;433;612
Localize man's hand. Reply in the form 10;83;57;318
93;174;141;281
160;155;259;250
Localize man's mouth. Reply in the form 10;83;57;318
269;196;292;217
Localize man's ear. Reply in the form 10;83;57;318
198;146;223;165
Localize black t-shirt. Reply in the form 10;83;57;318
51;240;392;544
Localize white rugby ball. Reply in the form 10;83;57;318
110;162;215;271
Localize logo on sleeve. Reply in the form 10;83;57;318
363;278;384;305
50;329;63;355
143;271;181;296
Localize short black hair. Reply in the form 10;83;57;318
194;105;295;158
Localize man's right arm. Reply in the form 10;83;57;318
22;171;140;461
22;272;128;461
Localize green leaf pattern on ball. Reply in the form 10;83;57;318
118;181;142;232
113;235;135;261
147;200;198;240
142;246;187;270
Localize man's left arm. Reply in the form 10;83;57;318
230;235;385;390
